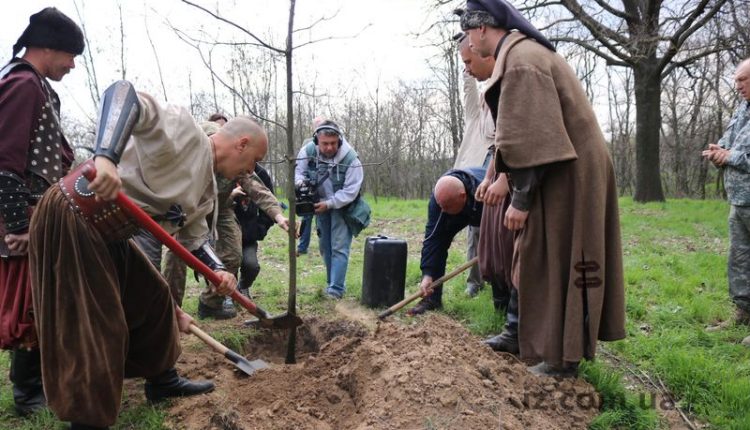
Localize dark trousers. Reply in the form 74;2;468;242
239;241;261;291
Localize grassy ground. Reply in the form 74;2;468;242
1;197;747;429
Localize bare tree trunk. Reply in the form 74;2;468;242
284;0;298;365
633;63;665;202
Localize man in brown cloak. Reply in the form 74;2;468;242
461;0;626;377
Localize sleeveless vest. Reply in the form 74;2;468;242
0;60;71;202
303;141;358;192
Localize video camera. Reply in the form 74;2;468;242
295;178;320;217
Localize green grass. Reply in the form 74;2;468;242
611;198;750;429
1;196;747;429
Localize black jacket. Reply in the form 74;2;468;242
235;164;276;246
420;167;485;279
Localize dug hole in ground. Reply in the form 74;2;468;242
139;299;601;430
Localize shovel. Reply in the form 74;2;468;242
378;256;479;320
81;166;303;330
189;323;268;376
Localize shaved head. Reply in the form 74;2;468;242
735;58;750;101
459;33;495;81
434;175;467;215
213;116;268;179
217;116;264;139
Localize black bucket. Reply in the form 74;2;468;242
361;235;407;308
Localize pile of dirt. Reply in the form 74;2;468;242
165;315;599;429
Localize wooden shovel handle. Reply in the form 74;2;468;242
188;324;228;355
378;256;479;319
81;164;270;319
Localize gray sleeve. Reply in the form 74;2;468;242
294;145;310;185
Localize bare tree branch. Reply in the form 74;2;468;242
592;0;632;20
663;44;729;76
169;23;286;129
72;0;100;108
293;9;340;33
180;0;285;54
293;24;372;49
658;0;729;71
550;36;630;66
143;10;169;102
118;3;126;80
560;0;633;60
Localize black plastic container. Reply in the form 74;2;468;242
361;235;407;308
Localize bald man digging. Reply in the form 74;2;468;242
407;167;486;316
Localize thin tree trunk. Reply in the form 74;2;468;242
285;0;298;365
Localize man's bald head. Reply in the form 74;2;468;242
434;175;467;215
459;35;495;81
217;116;263;139
736;58;750;102
213;116;268;179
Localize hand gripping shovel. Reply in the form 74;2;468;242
82;166;303;330
378;256;479;320
189;323;268;375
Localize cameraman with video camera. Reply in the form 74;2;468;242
294;120;366;299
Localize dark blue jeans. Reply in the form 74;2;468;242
316;209;353;298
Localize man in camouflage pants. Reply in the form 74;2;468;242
161;121;288;318
703;57;750;346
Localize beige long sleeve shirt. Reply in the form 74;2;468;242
454;71;495;169
119;92;216;251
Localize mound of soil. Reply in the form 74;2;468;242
165;314;599;429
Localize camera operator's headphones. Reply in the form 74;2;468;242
312;121;343;148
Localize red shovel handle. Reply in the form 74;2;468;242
81;165;264;317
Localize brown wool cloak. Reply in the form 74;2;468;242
477;174;514;287
484;32;626;365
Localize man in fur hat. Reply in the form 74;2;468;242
0;6;84;417
459;0;626;377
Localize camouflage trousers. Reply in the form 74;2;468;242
163;207;242;308
729;205;750;313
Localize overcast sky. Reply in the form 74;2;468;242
1;0;449;122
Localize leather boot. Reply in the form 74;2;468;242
483;288;518;354
10;348;46;416
528;361;579;378
406;298;442;316
70;423;108;430
198;300;236;320
144;368;214;403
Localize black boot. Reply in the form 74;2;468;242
483;288;519;354
69;423;108;430
198;300;236;320
491;278;511;312
406;298;442;316
144;368;214;403
9;348;46;416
